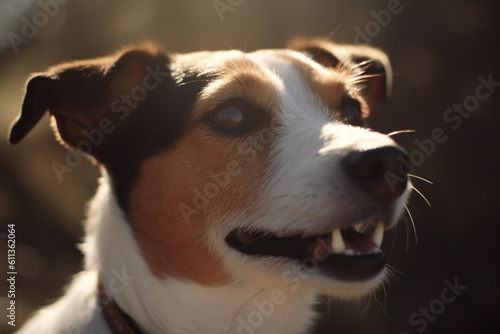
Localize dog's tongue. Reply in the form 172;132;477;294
343;228;380;253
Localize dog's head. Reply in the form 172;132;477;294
10;39;410;298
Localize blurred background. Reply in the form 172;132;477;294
0;0;499;333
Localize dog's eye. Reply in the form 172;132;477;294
212;106;244;128
208;104;255;134
340;98;364;127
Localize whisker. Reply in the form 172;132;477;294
387;129;416;137
350;61;375;81
325;296;333;322
325;26;342;40
386;264;417;285
408;174;433;184
357;73;386;80
219;37;234;50
381;282;387;313
403;216;410;252
373;284;387;314
385;266;406;300
387;223;398;257
411;185;432;207
385;265;401;288
351;73;386;85
360;293;372;315
227;288;266;333
173;79;210;88
404;205;418;245
351;59;375;70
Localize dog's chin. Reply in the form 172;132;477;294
223;252;388;300
298;267;388;299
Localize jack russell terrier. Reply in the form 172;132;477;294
10;38;410;334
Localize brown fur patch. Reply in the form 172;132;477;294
131;126;273;284
276;50;370;118
130;56;280;284
288;38;391;105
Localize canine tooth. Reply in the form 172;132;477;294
331;228;345;253
372;220;384;247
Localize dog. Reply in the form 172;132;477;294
10;38;410;334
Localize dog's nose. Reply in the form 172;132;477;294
343;146;409;202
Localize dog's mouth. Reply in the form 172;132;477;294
225;220;386;281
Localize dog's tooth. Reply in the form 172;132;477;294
344;248;355;256
371;220;384;247
331;228;345;253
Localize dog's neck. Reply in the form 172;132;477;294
83;171;318;334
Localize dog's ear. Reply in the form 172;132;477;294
9;43;169;162
289;38;392;105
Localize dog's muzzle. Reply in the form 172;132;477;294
226;145;410;281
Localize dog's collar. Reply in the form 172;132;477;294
98;280;144;334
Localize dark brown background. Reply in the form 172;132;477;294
1;1;499;333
